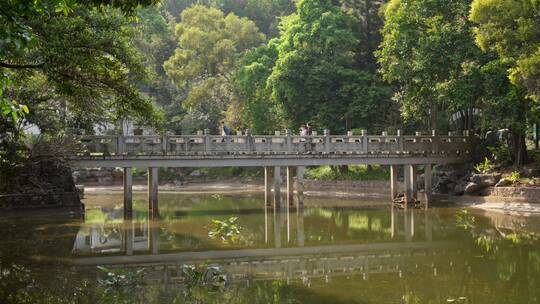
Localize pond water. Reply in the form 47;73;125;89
0;192;539;303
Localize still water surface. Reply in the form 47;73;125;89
0;192;539;303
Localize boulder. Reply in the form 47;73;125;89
495;178;512;187
189;170;201;177
464;182;482;194
453;182;467;195
470;173;502;187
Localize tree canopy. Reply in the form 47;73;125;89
470;0;540;102
163;4;265;133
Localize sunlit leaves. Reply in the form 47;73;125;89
470;0;540;101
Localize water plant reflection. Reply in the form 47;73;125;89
207;217;241;244
455;209;540;252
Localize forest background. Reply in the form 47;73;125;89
1;0;540;188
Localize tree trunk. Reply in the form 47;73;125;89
511;129;528;167
535;123;539;150
430;102;437;130
338;165;349;174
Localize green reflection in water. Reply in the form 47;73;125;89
0;192;539;303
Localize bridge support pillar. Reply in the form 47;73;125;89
286;166;294;207
404;165;418;207
424;164;432;208
390;165;398;201
123;167;133;219
148;167;159;213
264;167;272;207
296;166;305;208
273;166;281;209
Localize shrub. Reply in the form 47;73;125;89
474;157;494;174
507;171;521;184
487;145;512;165
305;165;389;181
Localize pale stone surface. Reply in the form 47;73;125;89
495;178;512;187
470;173;501;187
464;182;482;194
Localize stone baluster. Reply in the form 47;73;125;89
324;129;330;154
117;135;124;156
161;135;168;155
362;129;368;153
246;129;252;153
285;129;292;153
431;130;437;154
204;129;210;154
397;129;404;152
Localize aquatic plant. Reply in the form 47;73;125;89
208;217;241;244
97;266;144;288
181;264;227;289
211;193;224;200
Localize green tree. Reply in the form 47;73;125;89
377;0;484;130
3;7;163;133
164;5;265;133
470;0;540;102
266;0;390;133
133;7;182;133
1;0;163;193
0;0;159;123
234;40;283;133
377;0;532;165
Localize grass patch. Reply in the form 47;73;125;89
305;165;389;181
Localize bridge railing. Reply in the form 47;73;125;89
74;131;471;157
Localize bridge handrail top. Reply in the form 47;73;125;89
77;133;470;138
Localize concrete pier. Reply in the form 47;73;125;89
148;167;158;212
411;165;418;201
390;165;398;200
296;166;305;208
264;167;272;207
286;166;294;207
273;166;281;208
404;164;418;207
123;167;132;219
424;164;432;208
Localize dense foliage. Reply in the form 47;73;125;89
2;0;540;192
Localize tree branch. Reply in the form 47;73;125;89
0;61;44;69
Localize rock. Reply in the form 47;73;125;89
470;173;502;187
495;178;512;187
447;182;456;193
189;170;201;177
464;182;482;194
453;182;466;195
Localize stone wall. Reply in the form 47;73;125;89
0;192;81;209
304;180;393;191
482;186;540;203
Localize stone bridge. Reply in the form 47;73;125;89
70;130;471;214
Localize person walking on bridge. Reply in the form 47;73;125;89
221;121;231;136
306;123;313;135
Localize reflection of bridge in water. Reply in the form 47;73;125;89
72;206;466;283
